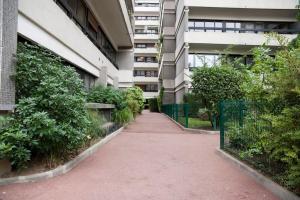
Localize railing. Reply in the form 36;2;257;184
219;100;272;150
161;104;189;128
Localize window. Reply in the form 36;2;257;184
135;3;159;7
135;57;157;63
76;0;86;27
188;19;297;34
135;57;145;62
189;54;220;68
135;16;159;20
135;43;147;48
55;0;118;69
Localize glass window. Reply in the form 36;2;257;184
215;22;223;32
226;22;235;32
195;55;205;67
136;57;145;62
76;0;86;26
195;21;204;32
87;11;98;39
205;22;214;32
67;0;77;11
188;21;195;31
188;54;194;67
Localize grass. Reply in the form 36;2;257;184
179;117;212;129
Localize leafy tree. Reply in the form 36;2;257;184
191;67;244;124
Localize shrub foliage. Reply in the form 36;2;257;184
0;43;89;169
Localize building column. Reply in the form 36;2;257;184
95;66;107;87
0;0;18;112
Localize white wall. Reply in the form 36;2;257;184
18;0;119;81
185;0;298;9
185;32;298;47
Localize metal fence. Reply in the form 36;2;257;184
219;100;272;150
161;104;189;128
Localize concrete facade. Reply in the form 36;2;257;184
159;0;299;104
0;0;136;111
133;0;160;100
0;0;18;112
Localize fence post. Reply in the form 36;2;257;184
184;104;189;128
175;104;179;122
219;101;224;149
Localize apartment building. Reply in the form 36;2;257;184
134;0;160;100
159;0;299;104
0;0;135;112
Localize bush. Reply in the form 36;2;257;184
112;108;133;125
0;42;89;169
149;98;159;112
87;85;127;110
86;110;106;139
191;67;244;124
125;87;144;116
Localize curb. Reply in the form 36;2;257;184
0;126;124;186
216;148;300;200
162;113;219;134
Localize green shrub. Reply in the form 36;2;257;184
149;98;159;112
87;85;127;110
0;42;89;169
0;124;31;169
86;110;106;139
112;108;133;125
125;87;144;116
183;93;204;118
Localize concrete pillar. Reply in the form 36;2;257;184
113;76;119;89
0;0;18;112
95;66;107;87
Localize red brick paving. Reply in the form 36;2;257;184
0;111;278;200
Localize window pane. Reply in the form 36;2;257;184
226;22;235;32
205;22;214;32
215;22;223;32
67;0;77;11
188;54;194;68
76;0;86;26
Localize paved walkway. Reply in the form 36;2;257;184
0;111;278;200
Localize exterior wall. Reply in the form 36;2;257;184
163;0;299;103
17;0;134;89
133;0;160;99
0;0;18;111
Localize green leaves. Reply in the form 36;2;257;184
191;66;244;117
0;42;90;169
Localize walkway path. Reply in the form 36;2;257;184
0;111;278;200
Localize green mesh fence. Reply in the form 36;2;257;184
219;100;272;150
161;104;189;128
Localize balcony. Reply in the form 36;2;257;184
185;0;298;10
143;92;159;99
134;47;158;54
135;20;160;26
184;31;297;52
134;33;159;40
86;0;134;47
134;62;159;68
134;76;159;83
135;6;160;13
